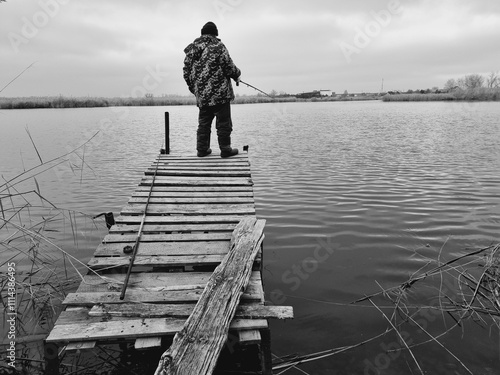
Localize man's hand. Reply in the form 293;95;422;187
235;76;241;86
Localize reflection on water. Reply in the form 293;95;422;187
1;101;499;374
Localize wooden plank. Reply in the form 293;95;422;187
149;165;251;170
121;204;255;216
66;341;96;351
109;223;236;233
133;186;253;193
156;154;248;161
89;303;294;320
127;197;253;204
155;217;265;375
135;337;162;349
114;215;249;225
153;158;249;164
140;177;253;187
94;241;230;256
88;254;225;269
88;253;262;269
74;271;263;293
56;306;277;325
132;191;253;198
102;232;232;243
46;317;267;343
238;330;261;345
145;170;251;178
63;290;193;305
156;156;249;161
64;284;263;306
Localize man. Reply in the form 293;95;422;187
183;21;241;158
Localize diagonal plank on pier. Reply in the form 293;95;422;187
155;217;265;375
46;152;293;373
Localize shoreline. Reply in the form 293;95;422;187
0;95;380;110
382;87;500;102
1;88;499;110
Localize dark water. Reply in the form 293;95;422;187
1;101;499;374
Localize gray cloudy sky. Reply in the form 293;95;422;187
1;0;499;97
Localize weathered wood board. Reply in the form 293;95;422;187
155;217;266;375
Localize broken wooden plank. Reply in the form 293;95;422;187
154;216;265;375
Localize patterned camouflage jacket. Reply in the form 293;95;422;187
183;35;241;107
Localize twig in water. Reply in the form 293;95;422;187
397;305;474;375
367;298;424;375
271;328;391;371
354;245;496;304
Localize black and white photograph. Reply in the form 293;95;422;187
1;1;500;374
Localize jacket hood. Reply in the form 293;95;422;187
184;35;219;60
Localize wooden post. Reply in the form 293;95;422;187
44;341;59;375
260;328;273;375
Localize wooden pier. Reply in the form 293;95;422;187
46;151;293;374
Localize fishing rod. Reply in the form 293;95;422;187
119;148;161;300
239;79;274;99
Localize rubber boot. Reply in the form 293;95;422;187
197;132;212;157
197;148;212;157
220;145;238;158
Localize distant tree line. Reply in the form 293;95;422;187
444;72;499;90
383;71;500;102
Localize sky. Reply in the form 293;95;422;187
1;0;499;97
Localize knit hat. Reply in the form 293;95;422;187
201;21;218;36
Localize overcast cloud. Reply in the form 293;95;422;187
1;0;499;97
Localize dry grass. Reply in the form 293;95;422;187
0;95;296;109
0;132;111;374
382;88;500;102
272;243;500;374
0;94;381;110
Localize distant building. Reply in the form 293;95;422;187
296;90;322;99
296;89;334;98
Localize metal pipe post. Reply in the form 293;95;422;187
165;111;170;154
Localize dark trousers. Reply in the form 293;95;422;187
197;102;233;152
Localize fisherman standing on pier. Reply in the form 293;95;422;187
183;21;241;158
